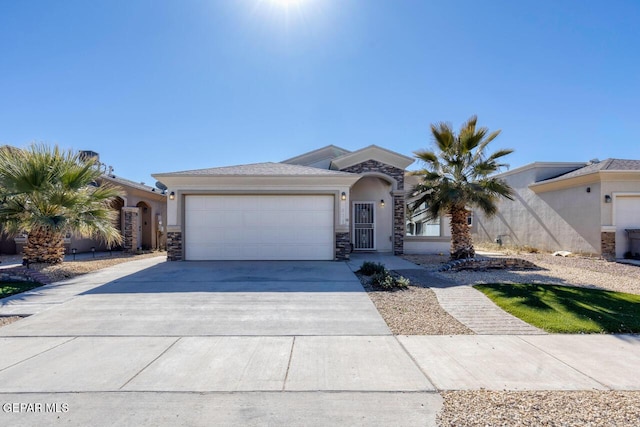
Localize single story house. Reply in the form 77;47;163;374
153;145;452;261
0;149;167;255
473;158;640;260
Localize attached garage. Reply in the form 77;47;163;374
184;195;335;260
615;195;640;258
153;161;361;261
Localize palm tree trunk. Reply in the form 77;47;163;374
449;207;475;260
23;226;66;264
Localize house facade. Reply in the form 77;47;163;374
153;145;450;261
473;159;640;259
0;148;167;256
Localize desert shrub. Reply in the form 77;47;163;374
371;270;409;290
359;261;386;276
395;275;410;288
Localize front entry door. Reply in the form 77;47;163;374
353;202;375;250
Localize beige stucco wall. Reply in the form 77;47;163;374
473;166;601;254
159;175;359;239
350;177;393;252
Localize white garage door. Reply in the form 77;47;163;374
185;195;334;260
615;195;640;258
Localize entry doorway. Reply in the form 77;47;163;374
353;202;375;250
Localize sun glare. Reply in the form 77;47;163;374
270;0;304;7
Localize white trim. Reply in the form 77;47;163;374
611;192;640;226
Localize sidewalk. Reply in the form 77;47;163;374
1;255;639;426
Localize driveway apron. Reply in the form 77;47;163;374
0;258;440;426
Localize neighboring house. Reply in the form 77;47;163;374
473;159;640;260
153;144;451;261
0;149;167;255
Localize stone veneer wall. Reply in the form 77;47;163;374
340;160;406;255
335;231;350;261
601;231;616;261
122;208;139;253
340;160;405;190
167;231;183;261
393;195;405;255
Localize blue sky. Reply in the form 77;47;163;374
1;1;639;186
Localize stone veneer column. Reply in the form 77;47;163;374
340;160;407;256
335;231;350;261
122;207;139;253
601;231;616;261
166;231;183;261
393;194;405;255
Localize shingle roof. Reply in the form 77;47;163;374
155;162;357;177
553;158;640;180
101;175;161;194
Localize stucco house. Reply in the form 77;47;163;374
0;149;167;256
473;158;640;260
153;145;451;261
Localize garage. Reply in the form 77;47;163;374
615;195;640;258
184;195;335;260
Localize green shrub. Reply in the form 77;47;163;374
359;261;386;276
370;271;409;290
395;275;410;288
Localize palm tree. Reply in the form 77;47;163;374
0;144;122;264
411;115;514;260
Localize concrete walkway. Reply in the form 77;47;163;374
350;253;543;334
1;257;639;426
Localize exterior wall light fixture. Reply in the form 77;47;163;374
341;192;346;201
380;199;385;207
604;195;612;203
169;191;175;200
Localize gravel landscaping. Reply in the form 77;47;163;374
405;251;640;295
30;251;166;282
438;390;640;427
363;282;473;335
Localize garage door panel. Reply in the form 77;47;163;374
185;195;334;260
615;196;640;258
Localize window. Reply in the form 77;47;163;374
406;202;440;236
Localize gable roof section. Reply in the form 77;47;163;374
101;175;165;198
551;158;640;180
153;162;357;177
530;158;640;192
281;145;351;168
330;145;414;170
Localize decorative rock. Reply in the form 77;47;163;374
438;257;539;272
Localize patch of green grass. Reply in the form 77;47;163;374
0;281;43;299
474;283;640;333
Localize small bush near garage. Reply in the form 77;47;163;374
358;262;409;290
358;261;386;276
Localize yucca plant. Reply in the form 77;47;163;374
411;116;514;259
0;144;122;264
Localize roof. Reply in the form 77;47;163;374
153;162;357;177
330;145;414;170
101;174;163;195
549;158;640;180
281;145;351;166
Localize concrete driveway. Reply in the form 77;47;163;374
1;260;390;336
0;258;440;426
